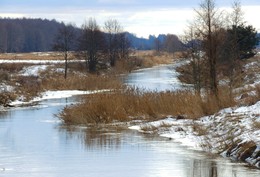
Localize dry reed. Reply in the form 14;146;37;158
59;87;236;125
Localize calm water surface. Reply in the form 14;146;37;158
0;65;259;176
124;62;190;91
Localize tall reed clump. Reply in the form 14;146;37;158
41;71;122;91
59;87;236;125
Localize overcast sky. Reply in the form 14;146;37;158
0;0;260;38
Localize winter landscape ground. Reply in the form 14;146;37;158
0;51;259;170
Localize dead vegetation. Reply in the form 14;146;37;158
58;87;236;125
0;50;176;104
0;51;78;60
134;50;175;68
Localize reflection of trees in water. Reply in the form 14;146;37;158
189;159;218;177
59;125;124;150
82;127;122;150
0;111;9;119
189;158;252;177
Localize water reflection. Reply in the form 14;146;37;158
124;64;191;92
59;125;123;150
0;110;8;119
190;160;218;177
1;97;260;176
59;124;260;177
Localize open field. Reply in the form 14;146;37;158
0;50;176;105
0;52;73;60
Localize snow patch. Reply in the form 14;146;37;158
0;84;14;92
9;89;110;106
20;65;48;76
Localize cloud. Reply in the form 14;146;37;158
0;1;259;37
243;6;260;30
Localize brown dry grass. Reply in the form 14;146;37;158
0;60;123;102
0;51;78;60
252;117;260;129
13;75;43;101
237;84;260;106
40;68;122;91
59;87;236;125
0;92;16;106
132;50;176;68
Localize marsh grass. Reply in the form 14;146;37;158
59;87;236;125
141;51;174;67
0;51;77;60
41;71;122;91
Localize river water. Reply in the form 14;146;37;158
124;62;190;92
0;64;260;177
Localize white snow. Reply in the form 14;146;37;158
0;84;14;92
9;89;110;106
20;65;48;76
129;101;260;167
129;118;202;150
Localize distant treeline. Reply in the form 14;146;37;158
0;18;183;53
0;18;62;52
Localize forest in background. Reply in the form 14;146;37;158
0;18;183;53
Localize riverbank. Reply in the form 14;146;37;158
129;100;260;168
127;55;260;169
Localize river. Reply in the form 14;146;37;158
0;64;260;177
124;64;190;92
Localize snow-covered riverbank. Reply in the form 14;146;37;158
8;90;109;107
129;101;260;168
128;56;260;169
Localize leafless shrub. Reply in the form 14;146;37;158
0;92;16;106
0;70;10;81
16;76;42;101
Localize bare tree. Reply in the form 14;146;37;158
80;18;103;72
226;0;244;96
53;23;76;79
183;24;203;94
154;37;162;54
194;0;223;95
118;32;131;59
104;19;123;66
163;34;183;55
